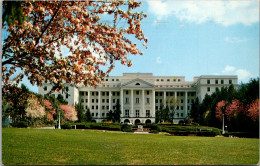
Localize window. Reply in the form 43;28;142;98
207;87;210;92
166;92;169;96
221;80;224;84
167;79;170;82
178;79;181;82
96;92;98;96
181;106;183;110
92;99;94;103
112;79;114;81
136;98;139;104
161;79;164;81
117;92;120;96
187;99;190;103
113;99;116;103
102;106;105;109
92;92;95;96
215;80;218;84
177;113;179;117
44;86;47;91
125;110;129;117
92;106;94;109
96;99;98;103
96;113;98;117
136;83;140;86
106;79;108;81
85;105;88;109
147;91;149;95
92;113;94;116
216;87;219;91
156;106;159;110
117;99;120;103
146;110;150;117
102;92;105;96
229;80;232;84
136;91;139;95
207;80;210;84
102;99;105;103
177;106;179;110
106;92;109;96
126;90;129;95
113;92;115;96
102;113;105;117
66;86;69;92
156;79;159;81
106;106;109;110
116;79;119;81
125;98;129;104
80;92;84;96
146;98;150;104
96;105;98;110
181;99;183;103
173;79;176;82
86;99;88;103
81;99;84;103
155;99;158;103
107;99;109;103
181;113;183;117
155;92;158;96
160;99;163;103
160;92;163;96
136;110;140;117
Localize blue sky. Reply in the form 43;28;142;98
20;0;259;93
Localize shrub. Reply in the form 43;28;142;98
61;123;72;129
121;124;132;131
178;120;185;125
149;130;159;133
11;121;28;128
144;123;162;132
123;128;134;132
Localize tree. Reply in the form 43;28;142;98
2;1;148;93
57;94;68;104
76;103;85;122
85;107;92;122
165;96;180;123
113;100;121;123
247;99;259;122
60;105;78;121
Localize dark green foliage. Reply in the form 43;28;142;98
11;121;28;128
144;123;161;131
2;1;26;26
89;123;121;131
122;128;134;132
121;124;132;131
107;101;121;123
61;123;72;129
76;103;85;122
85;107;92;122
57;94;68;104
149;130;159;133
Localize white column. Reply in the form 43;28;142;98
152;89;155;117
164;91;166;107
120;89;123;117
87;91;90;108
175;91;177;100
185;91;188;117
98;91;101;118
109;91;112;111
131;89;134;117
142;89;145;117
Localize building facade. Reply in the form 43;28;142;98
39;73;238;124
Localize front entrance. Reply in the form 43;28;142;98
134;119;141;124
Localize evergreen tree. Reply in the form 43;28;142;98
85;107;92;122
76;103;85;122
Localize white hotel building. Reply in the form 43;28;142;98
39;73;238;124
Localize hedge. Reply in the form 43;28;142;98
11;121;28;128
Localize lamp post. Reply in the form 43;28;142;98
222;114;225;134
58;109;61;129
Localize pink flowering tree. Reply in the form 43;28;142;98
60;105;78;121
44;99;56;121
247;99;259;122
216;99;242;122
2;1;148;93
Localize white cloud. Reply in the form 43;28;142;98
220;65;253;82
222;65;236;74
225;37;249;43
146;0;259;26
236;69;253;82
156;57;162;64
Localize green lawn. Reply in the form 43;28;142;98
2;128;259;165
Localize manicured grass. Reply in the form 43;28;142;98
2;128;259;165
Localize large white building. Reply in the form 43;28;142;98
39;73;238;124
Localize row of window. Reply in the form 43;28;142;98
80;91;120;96
155;99;194;104
81;98;120;104
207;87;223;92
155;92;196;96
207;79;232;85
156;78;181;82
156;85;191;88
155;105;191;110
124;110;151;117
